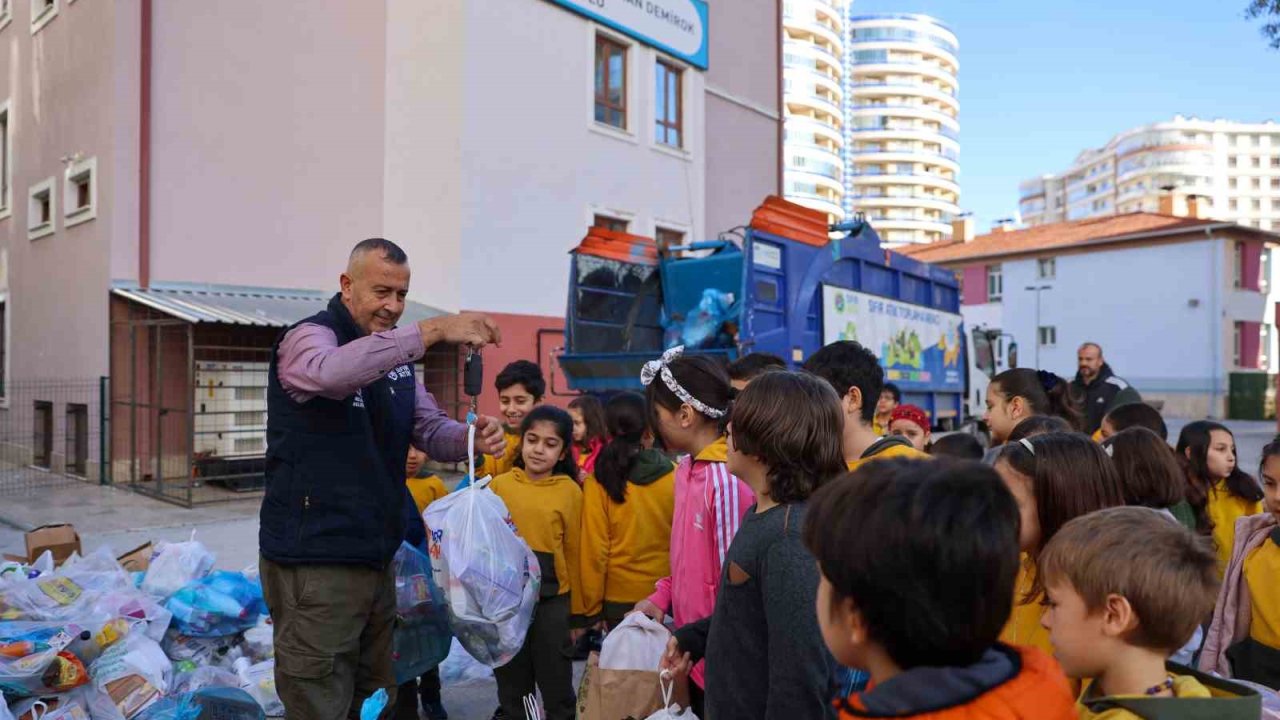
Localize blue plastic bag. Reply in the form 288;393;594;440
391;542;452;684
673;288;734;349
165;571;267;637
360;688;388;720
140;687;265;720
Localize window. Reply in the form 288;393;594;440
0;0;11;31
1255;157;1264;169
234;411;264;427
63;156;96;227
1263;324;1275;368
1038;326;1057;347
1037;257;1056;279
593;213;628;232
234;386;265;401
594;35;627;130
0;299;6;399
27;177;54;240
655;60;683;148
986;264;1003;302
655;226;684;251
65;403;88;477
1234;241;1245;288
1234;321;1244;367
32;400;52;469
1231;178;1239;190
1255;199;1264;212
1263;249;1273;293
0;101;10;218
30;0;55;34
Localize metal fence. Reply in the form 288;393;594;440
0;378;106;495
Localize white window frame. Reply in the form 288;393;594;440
654;219;692;252
63;156;96;227
0;0;12;32
1262;323;1274;369
986;264;1003;302
0;99;11;220
588;28;637;145
30;0;56;35
1038;326;1057;347
27;177;55;240
585;205;636;233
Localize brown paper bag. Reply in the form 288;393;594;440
577;651;666;720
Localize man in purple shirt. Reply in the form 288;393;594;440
260;238;506;720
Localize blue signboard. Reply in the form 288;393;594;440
546;0;709;69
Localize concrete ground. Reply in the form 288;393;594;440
2;418;1276;718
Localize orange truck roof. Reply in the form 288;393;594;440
572;226;660;266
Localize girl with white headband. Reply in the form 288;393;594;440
632;347;754;715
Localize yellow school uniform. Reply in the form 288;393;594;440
1000;556;1053;656
578;450;676;620
407;474;449;516
479;426;522;480
1076;675;1212;719
1208;481;1263;570
1245;536;1280;648
846;443;930;472
489;468;584;609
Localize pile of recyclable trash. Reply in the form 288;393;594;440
1;532;279;719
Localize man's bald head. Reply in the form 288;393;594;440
341;238;411;335
347;238;408;276
1078;342;1104;382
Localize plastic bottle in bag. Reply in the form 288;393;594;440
232;657;284;716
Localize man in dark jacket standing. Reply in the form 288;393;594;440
1072;342;1142;435
260;238;508;720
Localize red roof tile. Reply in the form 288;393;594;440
898;213;1273;265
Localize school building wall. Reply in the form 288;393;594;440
957;235;1274;418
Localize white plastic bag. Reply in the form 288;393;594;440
141;537;215;599
241;617;274;662
599;614;670;671
89;634;172;719
171;665;241;695
0;548;132;622
232;657;284;717
424;484;541;668
643;672;699;720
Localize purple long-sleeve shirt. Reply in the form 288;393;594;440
276;322;468;463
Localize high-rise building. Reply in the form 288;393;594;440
844;13;960;245
782;0;848;222
1019;116;1280;231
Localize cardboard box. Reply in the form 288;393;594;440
117;542;154;573
1;523;81;566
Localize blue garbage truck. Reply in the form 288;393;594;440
557;197;996;428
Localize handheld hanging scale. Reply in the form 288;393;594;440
464;348;483;485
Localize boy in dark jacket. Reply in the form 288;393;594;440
808;458;1077;719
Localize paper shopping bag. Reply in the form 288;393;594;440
577;652;665;720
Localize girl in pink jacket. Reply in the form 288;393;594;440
634;348;754;701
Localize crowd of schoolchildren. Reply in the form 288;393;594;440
397;340;1280;720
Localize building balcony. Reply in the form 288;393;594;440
848;61;958;89
786;93;842;124
848;125;960;143
849;172;960;195
785;66;843;101
850;150;959;173
845;38;958;72
786;168;845;195
785;115;844;149
787;193;846;221
849;194;961;215
849;82;959;113
864;217;954;236
783;13;843;51
784;40;841;76
847;102;958;126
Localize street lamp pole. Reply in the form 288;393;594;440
1025;284;1051;368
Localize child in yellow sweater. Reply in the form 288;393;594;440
479;360;545;479
579;392;675;629
489;405;582;720
1176;421;1264;571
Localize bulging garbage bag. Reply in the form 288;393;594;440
165;572;266;638
424;486;540;668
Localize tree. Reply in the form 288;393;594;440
1245;0;1280;49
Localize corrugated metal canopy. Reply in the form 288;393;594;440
111;281;448;327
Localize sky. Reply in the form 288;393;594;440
844;0;1280;230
